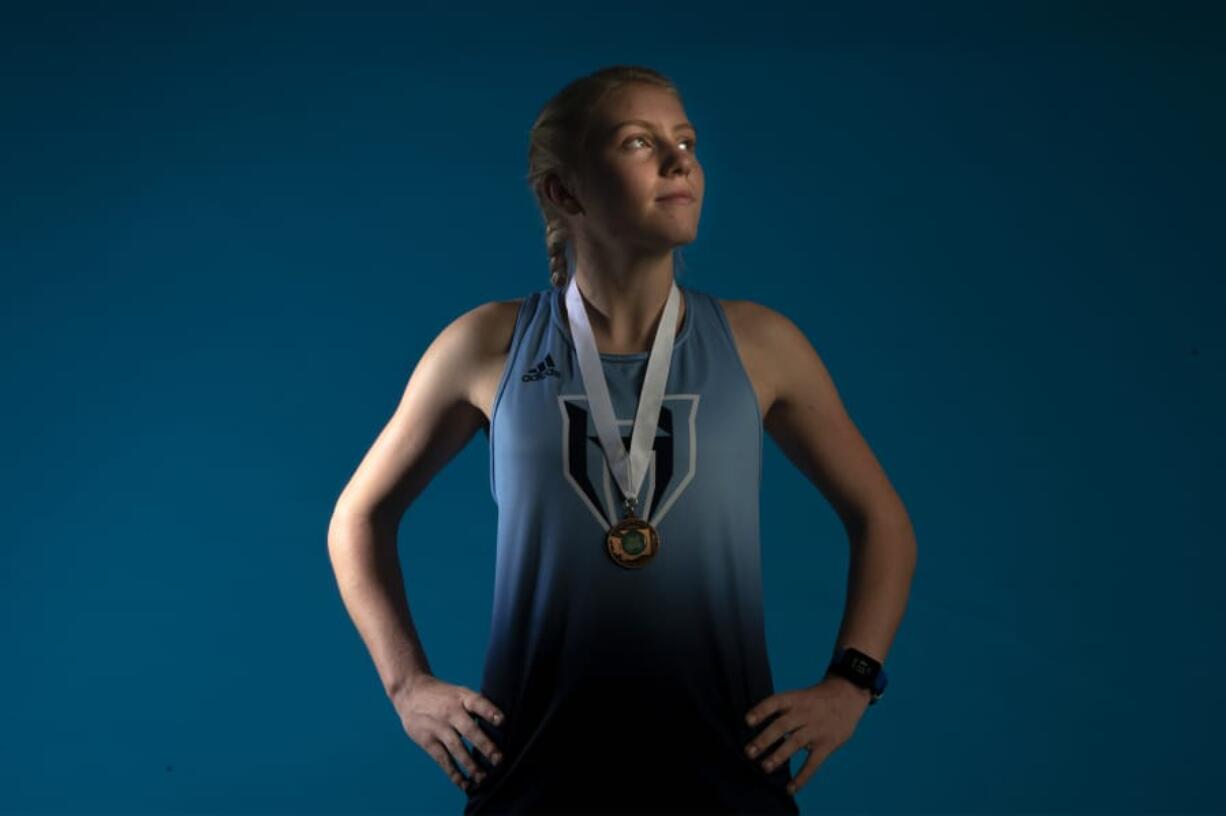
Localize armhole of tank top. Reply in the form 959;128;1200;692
709;295;766;491
488;294;534;501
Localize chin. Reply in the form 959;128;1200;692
661;235;698;254
634;218;699;249
669;226;699;245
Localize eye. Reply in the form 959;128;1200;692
625;135;698;152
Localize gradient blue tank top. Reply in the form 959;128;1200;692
464;280;799;815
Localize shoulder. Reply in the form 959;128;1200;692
457;296;528;354
721;298;911;531
413;296;528;401
717;297;810;365
717;298;828;418
331;296;530;520
440;296;529;419
718;298;790;336
719;297;816;353
424;295;532;371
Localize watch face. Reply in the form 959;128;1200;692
850;656;872;677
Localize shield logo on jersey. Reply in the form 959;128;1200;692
559;393;700;531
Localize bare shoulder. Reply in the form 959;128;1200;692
329;297;524;522
419;297;524;405
717;298;799;420
722;299;911;531
464;297;526;422
718;297;787;337
715;295;843;416
458;297;526;355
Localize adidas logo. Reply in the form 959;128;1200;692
522;353;560;382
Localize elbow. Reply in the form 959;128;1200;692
327;501;372;552
327;500;399;558
849;505;917;560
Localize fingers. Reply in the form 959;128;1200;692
754;727;804;774
451;709;504;769
462;688;506;729
787;738;831;796
424;739;473;792
744;694;785;728
744;711;794;764
446;689;507;788
459;689;506;765
412;686;509;793
745;714;807;776
437;724;485;786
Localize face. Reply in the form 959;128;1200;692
556;83;704;256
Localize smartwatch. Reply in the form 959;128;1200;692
825;646;888;705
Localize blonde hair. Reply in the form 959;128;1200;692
526;65;690;289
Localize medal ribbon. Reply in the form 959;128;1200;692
564;272;681;520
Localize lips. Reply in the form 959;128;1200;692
657;193;694;202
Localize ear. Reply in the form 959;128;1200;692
546;172;584;215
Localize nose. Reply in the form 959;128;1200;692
662;142;696;177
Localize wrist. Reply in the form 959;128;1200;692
387;670;433;701
824;671;873;705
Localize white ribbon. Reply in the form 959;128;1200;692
564;272;681;520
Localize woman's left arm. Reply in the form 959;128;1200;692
738;302;918;795
756;301;917;665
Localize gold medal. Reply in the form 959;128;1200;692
606;500;661;569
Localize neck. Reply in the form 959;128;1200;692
565;252;686;354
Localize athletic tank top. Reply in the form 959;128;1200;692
463;281;799;815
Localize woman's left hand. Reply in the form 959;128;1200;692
743;675;872;796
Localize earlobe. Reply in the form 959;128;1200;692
563;186;584;216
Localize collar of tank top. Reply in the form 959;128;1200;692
559;281;687;355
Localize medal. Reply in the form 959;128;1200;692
605;495;661;569
564;272;681;570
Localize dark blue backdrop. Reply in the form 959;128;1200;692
3;2;1223;813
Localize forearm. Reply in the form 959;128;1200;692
327;508;434;699
829;510;917;666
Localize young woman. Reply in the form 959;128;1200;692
328;65;917;814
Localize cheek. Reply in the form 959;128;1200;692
600;159;652;195
586;169;637;210
587;164;673;227
606;181;657;223
614;171;655;205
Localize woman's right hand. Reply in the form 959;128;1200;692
392;674;507;792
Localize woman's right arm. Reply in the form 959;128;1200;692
328;301;493;694
326;300;515;790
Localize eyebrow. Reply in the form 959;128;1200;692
609;119;697;137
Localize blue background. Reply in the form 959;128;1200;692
3;2;1223;813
